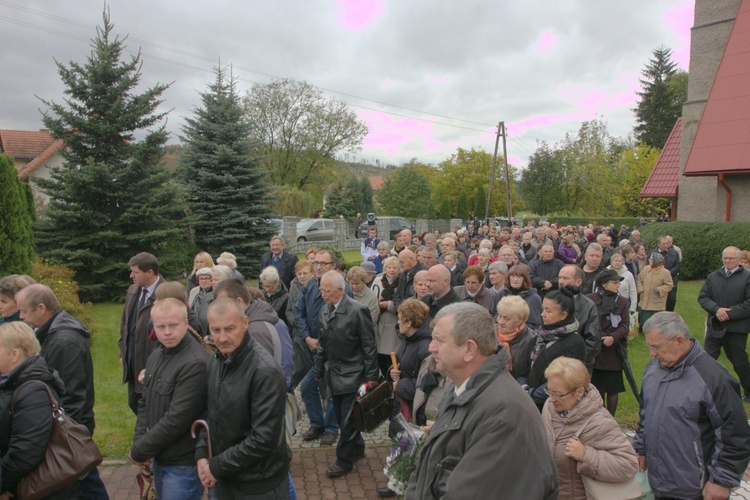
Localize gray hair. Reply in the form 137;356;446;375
321;270;345;289
488;261;508;274
585;243;603;254
259;266;280;284
422;247;438;258
435;302;497;356
377;241;390;251
643;311;689;340
270;235;285;246
650;252;665;265
211;265;234;281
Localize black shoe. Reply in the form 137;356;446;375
353;450;366;461
320;432;338;446
301;427;324;441
325;464;352;478
742;395;750;404
376;486;396;497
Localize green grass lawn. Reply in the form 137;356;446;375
90;279;748;459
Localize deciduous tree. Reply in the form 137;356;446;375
180;67;276;278
243;78;368;189
375;160;433;218
34;10;185;300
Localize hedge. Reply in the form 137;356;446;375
639;222;750;281
515;216;644;228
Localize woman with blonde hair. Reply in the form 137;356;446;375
496;296;533;378
186;251;214;296
0;322;80;498
542;357;639;499
217;252;244;281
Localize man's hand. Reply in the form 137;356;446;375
702;481;730;500
379;300;389;309
421;420;435;436
197;458;217;488
716;307;731;322
544;280;552;290
637;454;646;471
305;337;319;352
119;357;123;367
602;336;615;348
128;452;151;469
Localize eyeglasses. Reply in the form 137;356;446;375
645;337;676;354
313;261;334;266
544;388;576;399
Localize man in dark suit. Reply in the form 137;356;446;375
260;236;299;289
314;271;378;478
119;252;164;414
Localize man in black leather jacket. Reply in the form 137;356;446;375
558;265;602;370
130;298;209;498
314;271;379;478
196;298;291;498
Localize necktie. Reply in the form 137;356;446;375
136;287;147;317
329;304;335;315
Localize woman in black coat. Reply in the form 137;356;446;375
0;322;79;499
514;286;587;410
587;269;630;416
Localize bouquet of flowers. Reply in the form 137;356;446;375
383;414;424;495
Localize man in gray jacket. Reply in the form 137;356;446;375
130;298;209;499
634;312;750;499
406;303;557;499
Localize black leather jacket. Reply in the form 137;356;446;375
314;294;379;395
131;333;209;465
196;334;290;495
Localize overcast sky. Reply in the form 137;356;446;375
0;0;693;168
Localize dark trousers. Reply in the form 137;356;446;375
332;392;364;468
665;285;677;312
705;331;750;394
127;380;142;415
78;467;109;499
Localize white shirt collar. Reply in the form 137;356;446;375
454;377;470;397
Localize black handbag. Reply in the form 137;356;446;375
352;380;393;432
12;380;103;500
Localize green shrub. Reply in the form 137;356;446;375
520;216;643;228
32;257;93;330
640;222;750;280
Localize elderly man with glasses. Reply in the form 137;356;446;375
634;312;750;500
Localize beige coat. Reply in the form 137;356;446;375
542;385;638;500
636;264;673;311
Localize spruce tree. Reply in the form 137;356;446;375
634;47;686;148
180;67;275;278
357;176;374;215
34;10;186;300
474;184;487;219
456;192;470;221
0;154;34;275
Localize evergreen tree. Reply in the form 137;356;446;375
474;184;487;219
438;199;451;220
0;154;34;275
456;192;470;221
634;47;686;148
180;66;275;278
324;179;357;219
357;176;375;215
34;10;185;300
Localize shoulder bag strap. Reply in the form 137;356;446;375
11;380;57;416
264;322;283;365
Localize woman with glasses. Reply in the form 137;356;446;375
542;357;639;500
514;286;586;410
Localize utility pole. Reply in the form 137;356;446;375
485;122;513;223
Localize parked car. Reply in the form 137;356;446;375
357;216;415;241
296;218;335;242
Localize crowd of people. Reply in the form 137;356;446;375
1;219;749;499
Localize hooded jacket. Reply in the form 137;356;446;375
0;356;76;498
245;299;293;390
405;348;558;499
633;340;750;498
35;308;95;434
543;384;638;499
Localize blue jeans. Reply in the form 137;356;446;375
299;354;338;434
153;461;203;500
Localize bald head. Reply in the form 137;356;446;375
398;249;417;272
427;265;451;299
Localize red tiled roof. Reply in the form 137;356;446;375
17;138;64;179
683;0;750;176
368;176;385;190
0;129;56;160
641;118;682;198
